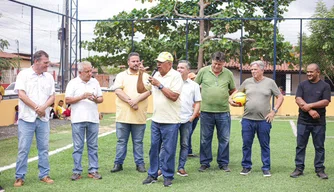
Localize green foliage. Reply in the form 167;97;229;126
0;39;16;71
297;1;334;84
84;0;296;70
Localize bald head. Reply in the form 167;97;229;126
306;63;320;83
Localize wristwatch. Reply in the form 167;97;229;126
272;107;278;113
158;84;164;90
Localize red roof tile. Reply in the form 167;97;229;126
0;52;30;60
223;61;302;72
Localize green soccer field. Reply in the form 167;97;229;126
0;114;333;192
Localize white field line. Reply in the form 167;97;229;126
289;120;297;137
0;130;116;172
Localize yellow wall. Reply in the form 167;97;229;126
1;94;333;126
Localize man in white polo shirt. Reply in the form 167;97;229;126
138;52;183;187
176;60;201;177
65;61;104;181
14;50;55;187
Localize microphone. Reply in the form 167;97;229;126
147;68;158;84
151;68;158;77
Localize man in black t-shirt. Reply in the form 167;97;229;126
290;63;331;179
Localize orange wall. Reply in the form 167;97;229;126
0;94;333;126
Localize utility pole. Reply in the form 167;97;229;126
59;0;70;92
15;40;20;72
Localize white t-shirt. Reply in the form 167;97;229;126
14;67;55;122
65;77;102;124
179;79;202;123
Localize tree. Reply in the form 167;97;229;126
298;0;334;85
83;0;296;70
0;13;16;71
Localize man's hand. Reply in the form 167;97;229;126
300;103;312;112
308;109;320;119
229;98;241;107
148;77;161;87
265;111;276;123
35;105;46;117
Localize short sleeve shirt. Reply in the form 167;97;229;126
180;79;202;123
239;77;281;120
296;80;331;125
65;76;103;124
195;66;235;112
146;68;183;123
14;67;55;122
114;69;150;124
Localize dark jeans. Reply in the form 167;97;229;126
241;118;271;170
147;121;179;180
188;117;199;154
200;112;231;167
295;124;326;172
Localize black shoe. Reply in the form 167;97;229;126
111;164;123;172
142;176;157;185
316;171;328;179
198;165;209;172
163;179;172;187
136;164;146;173
290;168;303;178
219;165;231;172
240;168;251;175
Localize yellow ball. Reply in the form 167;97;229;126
232;92;246;106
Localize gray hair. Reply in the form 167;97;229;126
178;60;191;69
250;60;265;70
78;61;92;72
33;50;49;62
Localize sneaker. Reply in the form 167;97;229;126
142;176;157;185
158;170;163;178
290;168;303;178
40;176;54;184
71;173;82;181
177;169;188;177
136;164;146;173
263;170;271;177
219;165;231;172
13;178;24;187
0;185;4;192
88;172;102;180
240;168;252;175
316;171;328;179
163;179;172;187
198;165;209;172
110;164;123;173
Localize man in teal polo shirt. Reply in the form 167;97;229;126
195;51;236;172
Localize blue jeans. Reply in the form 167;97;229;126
114;122;146;165
295;124;326;171
188;117;199;154
178;121;192;170
200;112;231;167
147;121;179;180
241;118;272;170
15;119;50;180
72;122;99;173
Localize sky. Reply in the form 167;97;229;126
0;0;333;63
